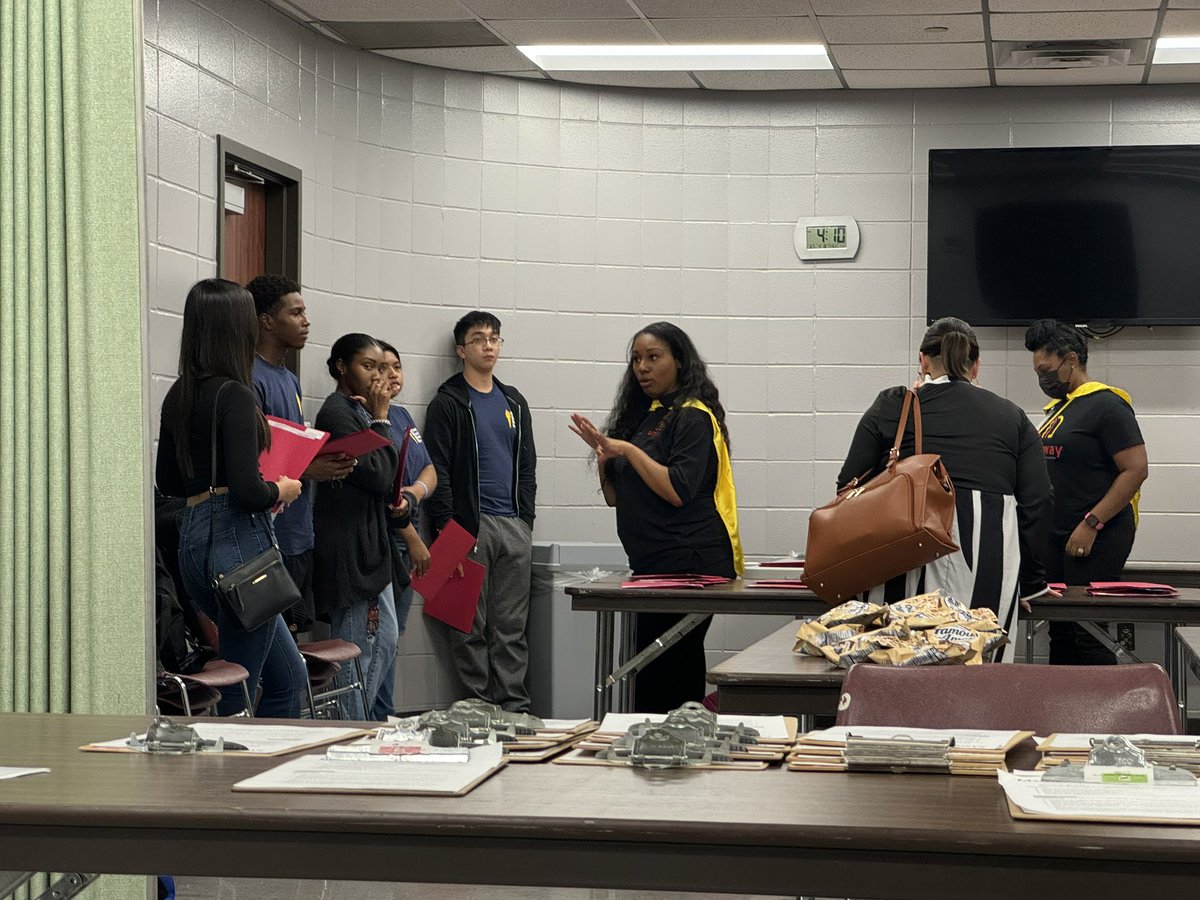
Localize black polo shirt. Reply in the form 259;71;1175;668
1038;387;1143;533
606;394;734;577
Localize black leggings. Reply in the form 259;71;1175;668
1045;514;1135;666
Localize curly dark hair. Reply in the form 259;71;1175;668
1024;318;1089;367
603;321;730;449
246;274;302;318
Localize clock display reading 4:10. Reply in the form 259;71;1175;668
806;225;847;250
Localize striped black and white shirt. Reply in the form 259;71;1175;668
836;379;1053;659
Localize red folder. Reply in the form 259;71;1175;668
318;427;390;458
259;416;330;481
745;580;810;589
758;559;806;568
1088;581;1178;597
424;559;485;633
392;428;412;508
413;519;477;601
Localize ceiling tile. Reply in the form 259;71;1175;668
488;18;659;43
988;11;1160;41
694;70;843;90
376;46;539;73
1149;62;1200;81
460;0;636;18
651;17;820;43
278;0;475;21
635;0;809;15
1162;10;1200;33
991;1;1158;10
819;14;985;44
551;70;698;88
328;21;504;49
811;1;979;12
995;65;1144;84
832;42;987;69
843;69;990;88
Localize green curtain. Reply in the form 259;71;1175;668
0;0;148;717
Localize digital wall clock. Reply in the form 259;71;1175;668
793;216;861;261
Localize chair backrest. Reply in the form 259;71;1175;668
836;663;1181;735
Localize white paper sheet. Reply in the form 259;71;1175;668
598;713;791;741
233;743;505;795
0;766;49;781
801;726;1024;750
539;718;593;731
86;724;365;755
999;770;1200;821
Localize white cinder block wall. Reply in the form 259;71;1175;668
145;0;1200;709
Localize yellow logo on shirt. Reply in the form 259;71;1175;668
504;409;515;429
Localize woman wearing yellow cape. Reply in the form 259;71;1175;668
570;322;742;713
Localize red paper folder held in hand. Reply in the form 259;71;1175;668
318;427;391;458
414;520;481;633
259;416;330;481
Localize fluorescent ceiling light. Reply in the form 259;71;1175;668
517;44;832;72
1154;36;1200;64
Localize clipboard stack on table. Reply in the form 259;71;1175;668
787;726;1032;776
496;718;599;762
1046;581;1179;597
743;557;808;589
554;711;798;770
1036;733;1200;774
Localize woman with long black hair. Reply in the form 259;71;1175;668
156;278;306;717
312;333;400;719
570;322;742;712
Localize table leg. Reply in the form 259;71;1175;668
1024;619;1038;663
594;610;614;721
618;612;637;713
1169;624;1186;730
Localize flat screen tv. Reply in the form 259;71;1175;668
927;144;1200;326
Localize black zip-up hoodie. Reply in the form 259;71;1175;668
423;372;536;537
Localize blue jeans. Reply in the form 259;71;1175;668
178;494;307;717
371;540;415;720
329;581;398;721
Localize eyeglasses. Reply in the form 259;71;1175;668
465;335;504;347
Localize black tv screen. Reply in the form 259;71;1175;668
927;145;1200;326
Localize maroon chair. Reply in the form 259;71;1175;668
156;659;253;717
836;663;1181;735
296;639;370;719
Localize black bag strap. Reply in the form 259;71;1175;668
204;381;277;585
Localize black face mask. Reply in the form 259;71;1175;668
1038;362;1071;400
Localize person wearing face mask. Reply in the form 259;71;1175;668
570;322;743;712
312;333;401;718
1024;319;1149;665
837;317;1053;657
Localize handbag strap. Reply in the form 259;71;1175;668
888;388;924;463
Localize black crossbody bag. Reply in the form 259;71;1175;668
205;382;301;631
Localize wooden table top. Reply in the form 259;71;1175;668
567;575;826;615
4;711;1200;898
708;622;843;687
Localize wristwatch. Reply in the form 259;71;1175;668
1083;512;1105;531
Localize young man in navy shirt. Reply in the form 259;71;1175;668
424;311;537;712
247;275;354;634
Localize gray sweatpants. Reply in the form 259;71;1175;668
449;513;532;712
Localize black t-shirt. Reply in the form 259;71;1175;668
1037;388;1143;532
606;397;734;577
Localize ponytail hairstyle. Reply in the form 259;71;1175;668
172;278;269;477
919;316;980;382
603;321;730;449
1023;318;1088;367
327;333;383;382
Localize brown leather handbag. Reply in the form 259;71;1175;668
803;389;958;604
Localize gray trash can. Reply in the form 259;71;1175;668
527;542;627;718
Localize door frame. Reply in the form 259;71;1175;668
215;136;302;285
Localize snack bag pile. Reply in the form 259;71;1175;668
792;591;1005;668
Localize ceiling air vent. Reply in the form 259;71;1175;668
995;39;1147;69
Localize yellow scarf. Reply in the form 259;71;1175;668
649;398;744;575
1040;382;1140;526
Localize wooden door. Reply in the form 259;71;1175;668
222;182;266;287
